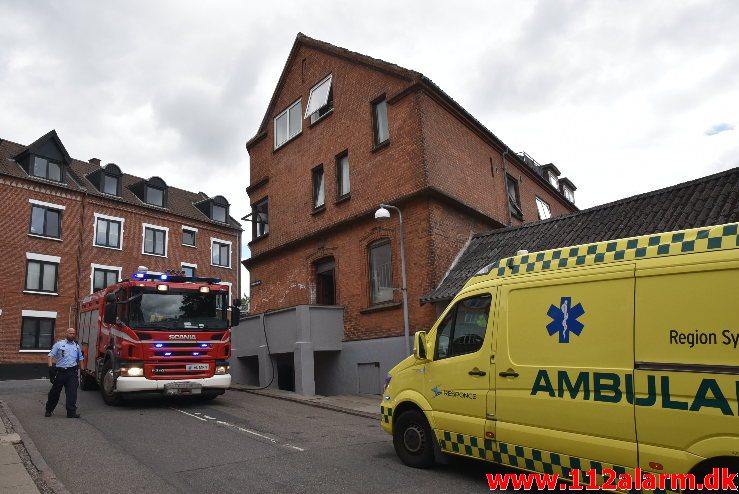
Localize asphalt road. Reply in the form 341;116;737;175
0;379;514;494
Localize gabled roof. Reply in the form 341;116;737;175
12;129;72;164
0;135;241;230
421;167;739;303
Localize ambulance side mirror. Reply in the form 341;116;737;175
414;331;428;361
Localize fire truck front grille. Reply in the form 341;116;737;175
144;363;213;379
154;351;210;357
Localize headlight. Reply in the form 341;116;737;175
120;366;143;377
383;373;392;391
215;365;229;375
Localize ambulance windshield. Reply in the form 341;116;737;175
127;289;228;330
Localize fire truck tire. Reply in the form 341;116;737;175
80;371;98;391
100;361;123;406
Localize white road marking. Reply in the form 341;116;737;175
236;426;277;443
203;415;216;420
284;444;305;452
171;408;207;421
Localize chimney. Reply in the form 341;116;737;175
89;158;101;166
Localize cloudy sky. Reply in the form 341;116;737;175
2;0;737;292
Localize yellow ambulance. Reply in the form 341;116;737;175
381;223;738;486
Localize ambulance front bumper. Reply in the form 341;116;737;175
115;374;231;393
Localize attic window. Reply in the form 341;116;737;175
31;156;62;182
145;185;164;207
563;186;575;203
274;100;302;148
103;174;119;195
305;75;333;124
212;204;227;223
547;172;559;190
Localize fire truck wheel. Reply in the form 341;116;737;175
80;371;98;391
100;361;123;406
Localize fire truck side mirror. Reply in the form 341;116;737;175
104;294;117;325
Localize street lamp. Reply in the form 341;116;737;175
374;204;410;356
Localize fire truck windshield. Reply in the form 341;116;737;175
127;288;228;331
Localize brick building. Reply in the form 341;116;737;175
233;34;577;395
0;130;242;378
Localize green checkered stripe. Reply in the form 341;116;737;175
380;405;393;424
435;430;678;493
484;223;738;279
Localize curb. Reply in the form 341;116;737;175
0;400;70;494
229;386;380;421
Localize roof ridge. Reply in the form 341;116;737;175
473;166;739;240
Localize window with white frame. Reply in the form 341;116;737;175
312;165;325;209
535;197;552;220
94;214;123;249
252;198;269;238
142;224;168;257
25;253;60;294
20;311;56;350
274;100;302;148
182;226;197;247
29;200;63;239
563;186;575;203
547;172;559;190
372;97;389;146
181;262;196;278
305;75;333;124
211;238;231;268
336;152;350;198
91;264;121;293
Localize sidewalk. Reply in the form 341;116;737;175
0;402;40;493
230;384;382;420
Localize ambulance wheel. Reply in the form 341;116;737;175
393;410;435;468
80;371;98;391
100;361;123;406
687;458;739;494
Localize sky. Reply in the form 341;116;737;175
1;0;737;295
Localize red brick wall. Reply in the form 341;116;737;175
247;44;424;257
0;177;240;365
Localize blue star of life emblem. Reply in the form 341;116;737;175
546;297;585;343
431;386;442;398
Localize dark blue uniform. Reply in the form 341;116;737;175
46;339;83;417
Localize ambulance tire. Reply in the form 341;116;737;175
687;458;739;494
393;410;435;468
80;371;98;391
100;361;123;406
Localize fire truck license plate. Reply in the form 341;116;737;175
164;382;202;395
185;364;209;371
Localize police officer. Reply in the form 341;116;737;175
45;327;83;418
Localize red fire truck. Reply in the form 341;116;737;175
77;268;239;405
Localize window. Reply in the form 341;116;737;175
31;156;62;182
181;263;196;277
312;165;325;209
94;215;122;249
563;186;575;203
274;100;302;148
336;153;350;198
143;224;168;256
211;239;231;268
92;266;120;292
21;316;55;350
252;198;269;238
26;259;58;293
506;174;522;219
435;294;492;360
547;172;559;190
536;197;552;220
212;204;227;223
182;227;197;247
145;185;164;207
369;240;393;304
305;75;333;124
103;174;119;195
29;205;61;238
372;98;389;146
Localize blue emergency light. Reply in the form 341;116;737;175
129;271;221;284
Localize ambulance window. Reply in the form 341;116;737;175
435;294;492;360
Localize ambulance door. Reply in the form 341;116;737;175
634;252;739;475
423;289;494;439
495;264;637;473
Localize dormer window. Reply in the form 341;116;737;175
103;174;119;195
547;171;559;190
563;186;575;203
145;185;164;207
32;156;62;182
305;74;333;124
212;204;226;223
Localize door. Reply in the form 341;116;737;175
315;258;336;305
495;264;637;474
357;362;381;394
423;290;493;439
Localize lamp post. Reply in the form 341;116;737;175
374;204;410;356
